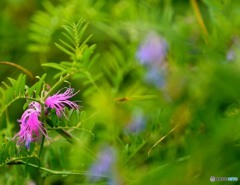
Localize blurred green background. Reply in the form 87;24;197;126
1;0;240;184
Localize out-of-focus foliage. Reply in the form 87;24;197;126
1;0;240;184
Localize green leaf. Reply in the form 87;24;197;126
0;74;27;116
0;140;39;167
42;63;66;71
55;42;74;56
27;74;47;97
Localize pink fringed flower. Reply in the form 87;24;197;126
45;88;79;117
14;102;48;149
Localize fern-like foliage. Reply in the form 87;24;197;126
47;109;94;138
27;0;104;63
0;74;46;116
0;140;39;167
100;44;153;101
28;1;65;63
42;20;100;91
55;20;92;62
0;74;26;116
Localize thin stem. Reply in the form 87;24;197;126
38;135;45;158
48;127;94;137
190;0;209;44
43;73;71;101
124;141;146;165
148;124;179;156
114;95;157;102
46;118;96;160
84;71;103;95
0;61;34;81
58;128;96;160
0;96;42;116
17;160;108;178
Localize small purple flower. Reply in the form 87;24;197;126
136;31;168;88
226;37;240;62
226;48;235;62
14;102;48;149
88;147;116;182
136;31;168;66
145;67;166;88
45;88;79;117
125;110;146;134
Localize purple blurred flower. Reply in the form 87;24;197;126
125;111;146;134
145;67;166;88
89;147;116;182
136;31;168;88
226;37;240;62
45;88;79;117
136;31;168;66
14;102;48;149
27;180;37;185
226;48;235;62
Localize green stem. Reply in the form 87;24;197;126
17;160;108;178
190;0;209;44
85;71;102;93
48;127;94;137
46;118;96;160
0;61;34;81
0;96;42;116
124;141;146;165
43;73;71;101
54;127;78;144
38;135;45;158
56;128;96;160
